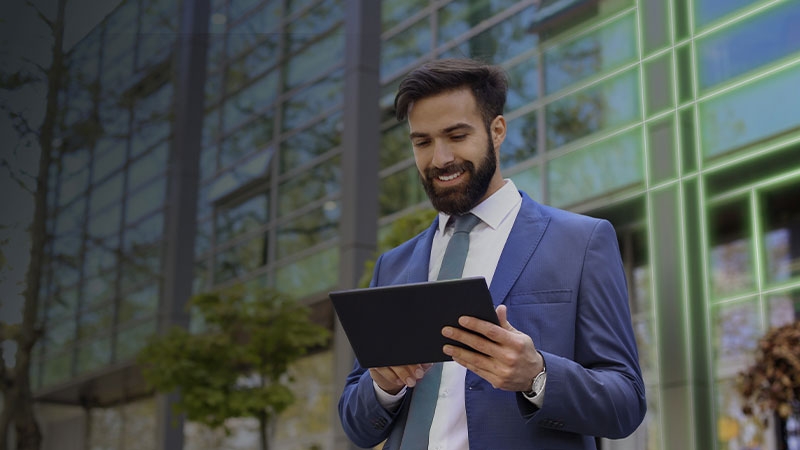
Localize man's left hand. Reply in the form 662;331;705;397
442;304;543;391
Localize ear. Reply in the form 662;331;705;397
490;115;507;148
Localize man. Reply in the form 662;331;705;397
338;58;646;449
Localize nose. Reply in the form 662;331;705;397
431;141;455;168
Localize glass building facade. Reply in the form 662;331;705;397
31;0;800;449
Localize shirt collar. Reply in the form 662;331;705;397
437;179;522;233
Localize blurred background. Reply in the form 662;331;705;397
1;0;799;449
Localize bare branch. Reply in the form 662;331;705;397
0;71;39;91
19;57;48;77
24;0;55;31
0;160;34;195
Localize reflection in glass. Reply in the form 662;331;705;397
226;2;282;59
281;112;342;173
380;123;412;170
502;112;537;169
216;193;269;244
286;31;345;90
544;13;636;95
119;284;159;323
440;6;536;64
437;0;518;46
282;70;344;131
506;56;539;112
276;205;340;259
382;18;431;78
273;351;334;447
709;198;754;299
694;0;758;28
697;1;800;90
382;0;428;30
715;377;767;449
768;291;800;328
214;235;267;284
287;0;343;52
546;68;639;149
77;338;111;377
126;179;165;225
379;165;427;217
90;397;156;450
220;112;274;169
761;181;800;285
224;71;279;132
275;246;338;299
713;300;761;375
116;320;157;361
41;352;72;387
278;156;341;216
227;38;279;90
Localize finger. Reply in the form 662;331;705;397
455;315;509;344
443;326;503;358
495;304;516;331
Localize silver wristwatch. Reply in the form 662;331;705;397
523;367;546;398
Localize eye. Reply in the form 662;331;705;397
412;139;431;148
450;134;467;141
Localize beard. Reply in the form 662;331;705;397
420;138;497;215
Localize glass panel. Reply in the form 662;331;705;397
712;299;762;376
128;143;168;191
697;1;800;90
509;164;542;203
78;303;114;340
287;0;343;52
699;63;800;158
548;128;643;207
506;56;539;112
379;165;427;217
91;174;124;216
226;2;282;58
119;284;159;323
116;320;157;362
126;179;166;225
278;156;341;216
502;111;537;169
195;217;212;256
215;193;269;244
88;203;121;240
57;198;87;236
120;243;161;293
280;111;342;173
214;234;267;284
715;377;768;449
761;180;800;285
82;274;116;309
285;30;345;90
282;69;344;131
709;198;754;299
226;39;279;89
440;6;536;64
125;212;163;248
381;18;431;78
92;146;127;184
48;286;79;321
383;0;428;30
41;351;72;387
60;167;90;206
546;68;640;149
544;12;637;95
276;203;340;259
275;246;338;298
694;0;758;28
220;112;274;169
380;123;411;170
76;336;112;374
224;71;279;132
44;318;76;354
83;238;118;278
767;289;800;329
437;0;519;46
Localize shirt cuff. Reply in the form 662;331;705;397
373;380;407;412
521;371;547;408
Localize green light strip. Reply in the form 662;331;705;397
692;0;783;39
708;166;800;204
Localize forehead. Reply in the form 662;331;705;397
407;88;482;132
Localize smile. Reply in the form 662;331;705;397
438;171;464;181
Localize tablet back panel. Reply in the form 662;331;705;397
329;277;497;368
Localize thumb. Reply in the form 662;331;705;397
495;304;516;331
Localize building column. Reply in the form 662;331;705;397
335;1;381;449
156;0;209;449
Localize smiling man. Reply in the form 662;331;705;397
338;58;646;450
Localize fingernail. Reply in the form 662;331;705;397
443;345;453;355
405;377;416;387
415;368;424;378
442;327;452;337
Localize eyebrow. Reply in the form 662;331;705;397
409;122;476;140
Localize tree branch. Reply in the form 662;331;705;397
24;0;55;31
0;159;34;196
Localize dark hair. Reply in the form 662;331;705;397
394;58;508;128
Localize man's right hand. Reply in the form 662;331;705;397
369;363;434;395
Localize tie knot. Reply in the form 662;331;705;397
453;213;481;234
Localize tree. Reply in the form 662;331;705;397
0;0;68;449
137;286;329;450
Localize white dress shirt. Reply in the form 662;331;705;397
374;180;545;449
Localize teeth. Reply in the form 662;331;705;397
438;171;463;181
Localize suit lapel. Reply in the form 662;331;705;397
406;216;439;283
489;194;549;306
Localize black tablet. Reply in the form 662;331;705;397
329;276;499;368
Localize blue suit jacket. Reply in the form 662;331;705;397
338;193;647;449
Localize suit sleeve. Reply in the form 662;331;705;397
518;219;647;439
337;254;409;448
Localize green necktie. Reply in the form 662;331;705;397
392;213;482;450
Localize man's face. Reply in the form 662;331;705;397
407;88;506;215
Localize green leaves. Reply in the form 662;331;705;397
137;286;329;432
